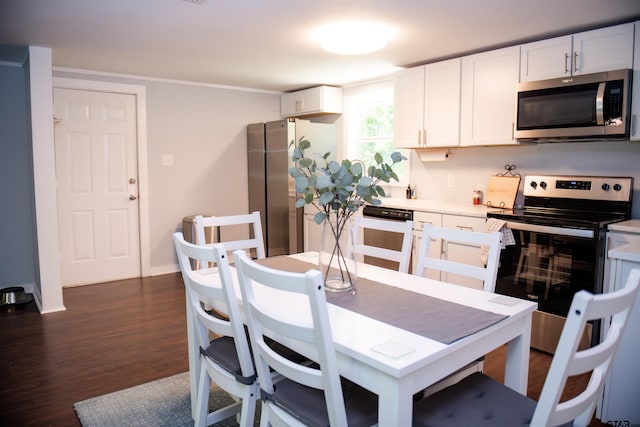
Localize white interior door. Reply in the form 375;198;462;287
54;88;140;286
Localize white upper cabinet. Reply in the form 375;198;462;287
393;66;425;148
520;23;634;82
460;45;521;147
632;21;640;141
394;58;461;148
281;86;343;117
520;35;572;82
424;59;461;148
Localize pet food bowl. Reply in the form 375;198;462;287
1;286;33;305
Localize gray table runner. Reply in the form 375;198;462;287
257;257;507;344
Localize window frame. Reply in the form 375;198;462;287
342;80;409;188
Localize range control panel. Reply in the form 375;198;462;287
523;175;633;202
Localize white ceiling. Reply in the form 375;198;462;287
1;0;639;93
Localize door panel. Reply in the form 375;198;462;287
54;88;140;286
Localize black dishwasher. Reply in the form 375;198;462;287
362;205;414;272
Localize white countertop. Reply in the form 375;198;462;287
608;219;640;234
378;198;501;218
608;240;640;263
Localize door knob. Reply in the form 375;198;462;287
129;178;136;184
129;195;137;200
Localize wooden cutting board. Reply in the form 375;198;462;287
484;176;520;209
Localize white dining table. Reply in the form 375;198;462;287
185;252;537;426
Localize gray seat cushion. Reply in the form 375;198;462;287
201;336;257;384
265;377;378;427
202;334;310;385
412;372;571;427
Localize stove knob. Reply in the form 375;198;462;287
613;183;622;191
540;181;547;189
602;183;610;191
530;181;537;189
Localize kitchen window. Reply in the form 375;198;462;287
343;81;409;188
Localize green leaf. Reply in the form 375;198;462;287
391;151;406;163
316;174;333;190
314;212;327;224
298;138;311;150
295;175;310;193
295;198;306;208
327;160;340;174
351;162;363;176
374;152;383;164
299;158;313;168
304;192;314;203
318;191;334;205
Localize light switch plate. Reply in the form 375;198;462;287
162;154;174;166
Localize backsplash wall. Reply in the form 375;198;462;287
409;141;640;217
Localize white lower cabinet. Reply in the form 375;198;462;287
413;211;486;290
412;212;443;280
600;232;640;425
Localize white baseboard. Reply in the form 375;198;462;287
151;263;180;276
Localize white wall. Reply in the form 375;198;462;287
409;141;640;217
53;70;282;274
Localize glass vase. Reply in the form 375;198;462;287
319;215;357;293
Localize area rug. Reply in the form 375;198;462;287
74;372;259;426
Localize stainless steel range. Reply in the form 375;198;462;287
488;175;633;353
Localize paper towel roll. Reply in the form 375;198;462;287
416;149;451;162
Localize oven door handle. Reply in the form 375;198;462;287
502;221;594;238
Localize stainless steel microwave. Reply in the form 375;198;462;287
514;69;632;141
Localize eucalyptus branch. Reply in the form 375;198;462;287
289;137;406;225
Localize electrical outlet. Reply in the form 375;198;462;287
162;154;174;166
447;174;455;188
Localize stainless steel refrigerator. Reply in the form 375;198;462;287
247;118;336;257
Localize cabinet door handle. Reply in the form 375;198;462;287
456;225;474;231
417;129;421;146
564;53;569;73
632;114;637;137
573;52;579;72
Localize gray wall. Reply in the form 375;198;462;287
53;70;282;272
0;47;38;290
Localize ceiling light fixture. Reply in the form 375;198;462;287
316;21;390;55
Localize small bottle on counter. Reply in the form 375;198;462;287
411;186;416;199
406;185;412;199
473;190;482;205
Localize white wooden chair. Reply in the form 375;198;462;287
351;216;414;274
233;250;378;427
414;223;502;293
414;223;502;394
173;233;258;427
194;211;265;261
413;268;640;427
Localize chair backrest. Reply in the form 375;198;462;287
195;211;265;260
173;232;255;383
414;223;502;292
233;250;348;426
531;268;640;427
351;216;414;273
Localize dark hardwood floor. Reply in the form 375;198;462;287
0;273;607;426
